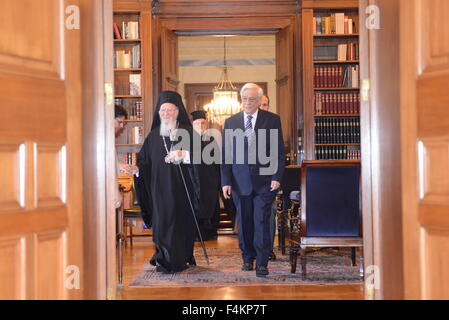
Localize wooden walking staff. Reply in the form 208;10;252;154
176;162;210;265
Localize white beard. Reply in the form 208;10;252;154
159;121;177;137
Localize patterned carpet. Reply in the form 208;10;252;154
128;246;363;287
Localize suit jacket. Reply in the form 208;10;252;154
221;109;285;196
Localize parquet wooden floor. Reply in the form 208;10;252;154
116;235;364;300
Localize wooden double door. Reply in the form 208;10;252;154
401;0;449;299
0;0;83;299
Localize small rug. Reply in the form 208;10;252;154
128;246;363;287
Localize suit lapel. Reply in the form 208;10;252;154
253;110;267;146
254;109;265;131
238;111;245;131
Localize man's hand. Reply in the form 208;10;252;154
270;180;280;191
222;186;232;199
165;150;187;163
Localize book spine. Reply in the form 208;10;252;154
113;23;122;39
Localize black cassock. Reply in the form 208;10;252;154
192;132;221;241
135;125;196;273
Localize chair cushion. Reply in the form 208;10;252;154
305;166;360;237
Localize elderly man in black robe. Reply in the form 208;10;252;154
190;110;221;241
135;91;197;273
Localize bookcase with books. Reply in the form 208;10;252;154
113;11;144;171
302;4;360;161
113;6;153;237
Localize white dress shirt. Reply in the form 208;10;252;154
244;108;258;131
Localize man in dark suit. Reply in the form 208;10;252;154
221;83;285;277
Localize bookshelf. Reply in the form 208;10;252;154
302;5;360;161
113;5;153;238
113;11;144;169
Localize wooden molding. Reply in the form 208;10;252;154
160;17;294;30
153;0;300;18
301;0;358;9
113;0;152;11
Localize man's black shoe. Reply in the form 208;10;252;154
255;265;269;277
268;250;276;261
241;261;254;271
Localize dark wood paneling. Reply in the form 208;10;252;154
161;27;179;91
276;25;295;154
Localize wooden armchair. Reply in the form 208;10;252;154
117;176;145;288
289;161;363;280
276;165;301;254
118;176;144;248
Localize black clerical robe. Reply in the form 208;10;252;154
192;133;221;240
135;126;196;272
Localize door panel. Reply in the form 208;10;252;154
0;143;23;212
0;0;63;79
276;25;294;154
161;27;179;91
0;236;25;299
0;0;83;299
402;0;449;299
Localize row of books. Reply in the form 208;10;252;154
127;101;144;121
337;43;359;61
129;74;141;96
113;21;139;40
315;145;361;160
315;92;360;115
314;65;359;88
314;43;359;61
315;117;360;144
313;13;356;35
125;126;144;145
124;152;137;166
114;46;141;68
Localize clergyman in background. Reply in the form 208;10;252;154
191;110;221;241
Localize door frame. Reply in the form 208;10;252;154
359;0;404;299
80;0;117;300
155;15;300;157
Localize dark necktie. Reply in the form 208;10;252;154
245;115;253;145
